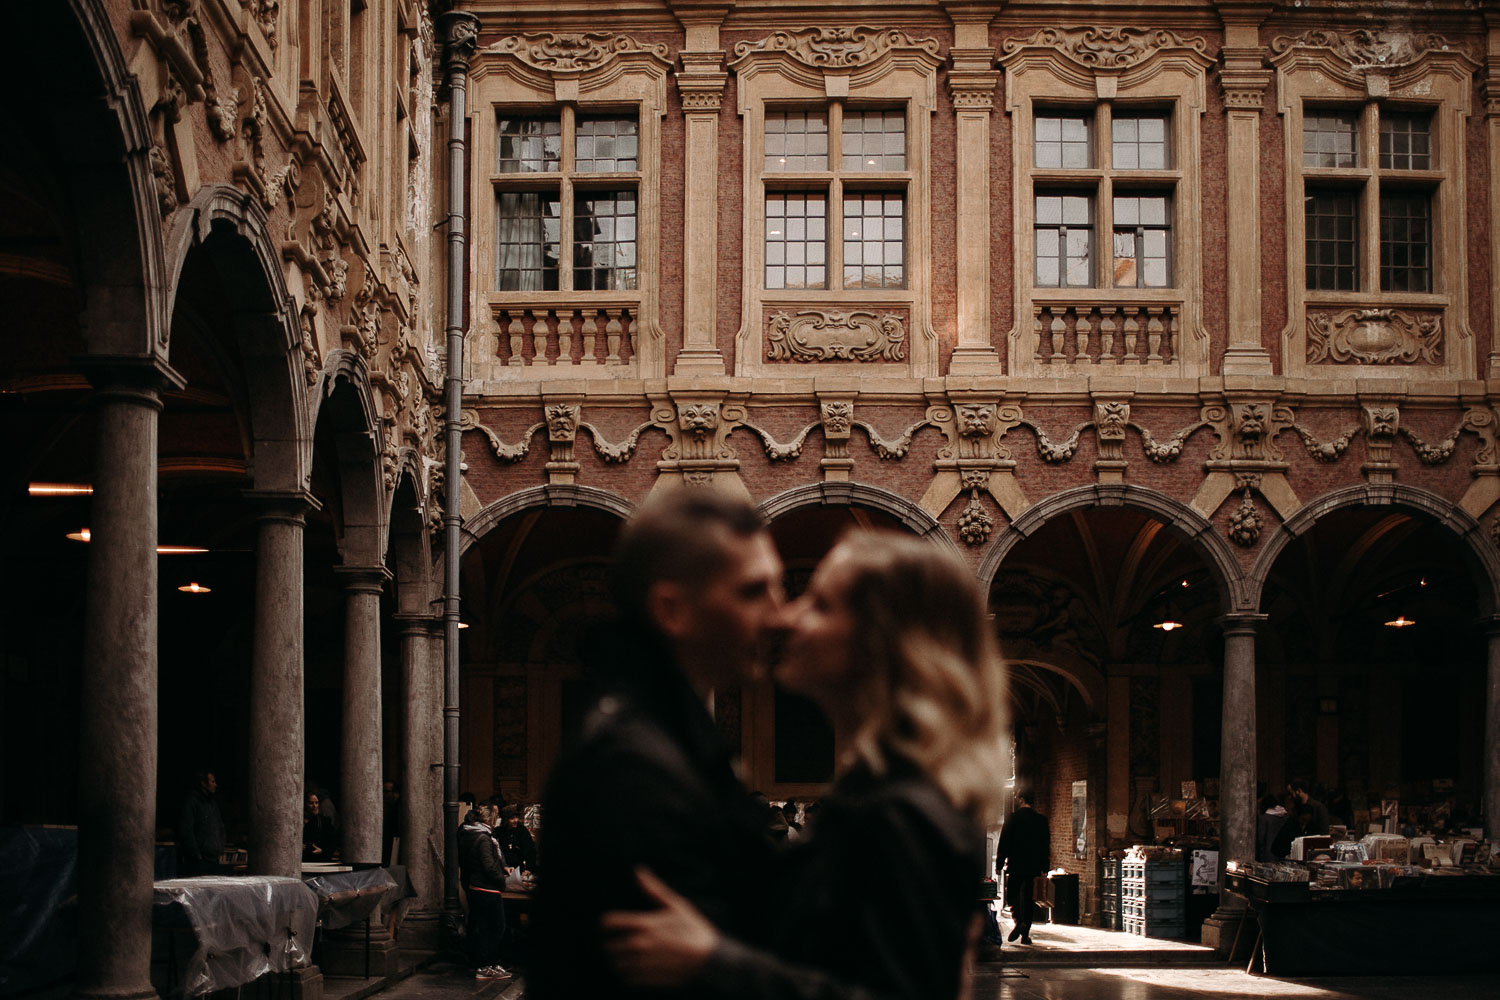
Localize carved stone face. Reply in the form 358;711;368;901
1234;404;1268;442
957;404;996;438
1367;407;1399;438
679;403;720;440
545;404;578;441
1096;401;1129;438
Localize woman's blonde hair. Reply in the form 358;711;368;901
830;531;1008;820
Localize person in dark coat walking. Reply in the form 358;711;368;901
996;792;1050;944
599;531;1010;1000
528;488;786;999
177;771;226;876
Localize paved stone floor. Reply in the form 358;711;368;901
363;960;1499;1000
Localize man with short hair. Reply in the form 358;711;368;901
529;487;785;998
1290;779;1332;836
178;770;226;876
996;791;1050;945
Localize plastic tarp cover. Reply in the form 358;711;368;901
0;827;77;996
152;876;316;996
303;868;399;930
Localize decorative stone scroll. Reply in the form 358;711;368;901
489;33;671;71
1269;29;1452;69
1306;308;1443;365
766;310;907;363
732;27;941;69
1000;27;1209;69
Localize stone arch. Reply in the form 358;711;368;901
315;351;387;567
387;465;434;616
52;0;169;357
165;184;311;491
459;485;635;557
759;482;962;555
979;484;1250;612
1005;646;1107;719
1248;483;1500;617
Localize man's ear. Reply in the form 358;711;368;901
646;579;692;640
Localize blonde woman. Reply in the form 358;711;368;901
602;531;1008;1000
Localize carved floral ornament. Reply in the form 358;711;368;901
1269;29;1452;69
767;311;907;363
1306;309;1443;366
731;27;941;69
999;26;1209;69
488;32;671;72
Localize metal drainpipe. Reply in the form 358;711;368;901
437;7;479;920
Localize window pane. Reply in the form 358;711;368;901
765;191;827;289
575;115;638;172
766;111;829;171
843;192;905;288
496;191;560;290
1035;192;1093;288
1035;114;1092;169
1112;195;1171;288
497;116;561;173
842;110;906;171
1305;190;1358;290
1113;114;1169;170
1303;112;1358;168
1380;193;1432;292
574;190;638;290
1380;113;1432;170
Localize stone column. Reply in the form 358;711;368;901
1485;43;1500;379
1201;611;1267;954
674;13;730;375
1218;7;1275;376
1486;621;1500;839
945;8;1002;373
395;614;445;920
247;492;316;878
75;363;175;1000
336;566;391;865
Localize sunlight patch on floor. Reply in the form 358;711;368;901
1093;968;1344;998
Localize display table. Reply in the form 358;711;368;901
152;876;318;996
1228;874;1500;975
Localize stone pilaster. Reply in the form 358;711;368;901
74;361;178;1000
1218;5;1275;376
946;8;1002;373
675;46;730;375
1201;611;1267;955
247;491;318;878
336;566;392;865
1484;24;1500;380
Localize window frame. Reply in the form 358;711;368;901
731;29;942;378
1273;35;1475;380
469;35;672;380
1001;30;1212;378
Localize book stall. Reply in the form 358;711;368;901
1225;833;1500;975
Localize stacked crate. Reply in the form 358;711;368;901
1120;856;1186;938
1098;858;1122;931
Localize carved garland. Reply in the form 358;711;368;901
1269;29;1452;68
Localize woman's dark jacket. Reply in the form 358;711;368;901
302;814;337;861
694;754;986;1000
458;819;508;892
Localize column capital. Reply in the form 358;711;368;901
1215;611;1269;635
676;52;728;114
393;612;444;637
437;11;481;75
948;48;999;111
1475;613;1500;635
244;489;321;524
77;354;186;400
335;565;393;593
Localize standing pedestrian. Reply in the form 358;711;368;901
996;791;1050;945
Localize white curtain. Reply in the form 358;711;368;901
497;193;544;290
